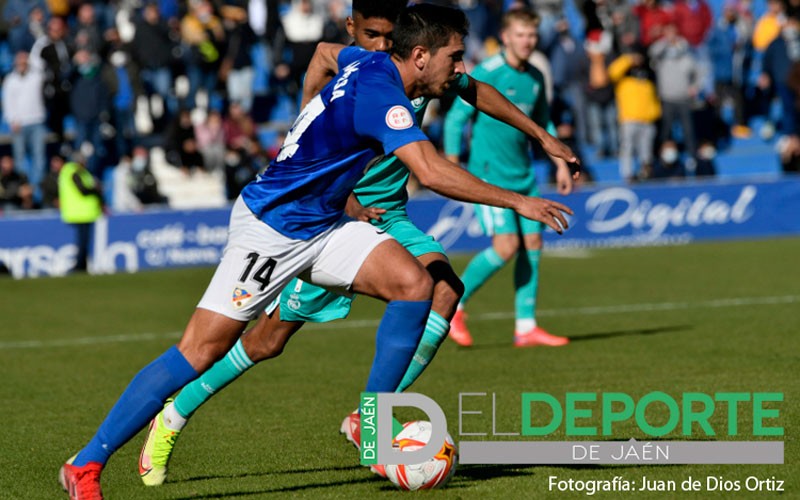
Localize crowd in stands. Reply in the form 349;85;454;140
0;0;799;214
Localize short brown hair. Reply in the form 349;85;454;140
501;8;540;31
392;3;470;59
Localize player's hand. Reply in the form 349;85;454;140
555;164;577;195
540;133;580;167
345;194;385;222
352;205;386;222
516;196;573;234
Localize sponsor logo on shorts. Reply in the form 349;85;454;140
232;287;252;308
385;106;413;130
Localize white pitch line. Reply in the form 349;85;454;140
1;295;798;350
0;332;183;349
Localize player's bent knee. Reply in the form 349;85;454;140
177;310;247;371
247;340;285;362
178;338;236;372
433;277;464;310
391;267;434;302
241;320;297;362
493;235;521;260
494;243;519;261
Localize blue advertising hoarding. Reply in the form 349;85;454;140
1;177;798;279
410;177;800;251
0;208;230;278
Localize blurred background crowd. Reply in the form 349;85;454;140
0;0;798;214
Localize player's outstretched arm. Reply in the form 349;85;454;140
395;140;572;234
301;42;346;109
457;76;580;167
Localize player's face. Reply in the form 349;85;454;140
425;34;466;97
501;20;538;62
347;13;394;52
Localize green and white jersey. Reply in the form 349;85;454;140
443;53;555;194
353;73;470;213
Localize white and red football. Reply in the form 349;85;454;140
384;420;457;491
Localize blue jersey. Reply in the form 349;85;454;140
241;48;428;239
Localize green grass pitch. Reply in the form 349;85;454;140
1;238;797;499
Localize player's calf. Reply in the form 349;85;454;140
239;311;304;363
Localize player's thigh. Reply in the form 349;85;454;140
303;219;392;291
382;215;458;310
351;238;432;301
276;277;354;323
477;205;523;259
475;203;516;238
198;197;316;322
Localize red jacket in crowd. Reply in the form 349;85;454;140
671;0;714;46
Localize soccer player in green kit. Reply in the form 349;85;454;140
138;2;580;486
444;8;575;348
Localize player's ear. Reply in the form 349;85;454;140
346;16;355;38
411;45;428;70
500;29;510;47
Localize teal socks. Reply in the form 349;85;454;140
514;249;541;329
174;339;254;418
460;247;506;305
396;311;450;392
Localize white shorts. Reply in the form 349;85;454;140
198;197;393;321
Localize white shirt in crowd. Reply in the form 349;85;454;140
2;66;46;128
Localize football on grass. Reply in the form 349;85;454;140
384;420;457;490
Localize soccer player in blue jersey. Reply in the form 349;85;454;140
59;5;575;498
135;1;581;487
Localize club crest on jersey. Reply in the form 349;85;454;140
232;287;253;308
385;105;413;130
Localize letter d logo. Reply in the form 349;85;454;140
372;393;447;465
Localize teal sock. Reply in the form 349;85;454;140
396;311;450;392
460;247;506;305
514;249;541;328
173;339;254;418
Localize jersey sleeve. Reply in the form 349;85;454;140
353;79;428;155
443;96;476;157
337;46;367;69
443;67;486;157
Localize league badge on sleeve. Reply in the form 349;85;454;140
386;106;413;130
